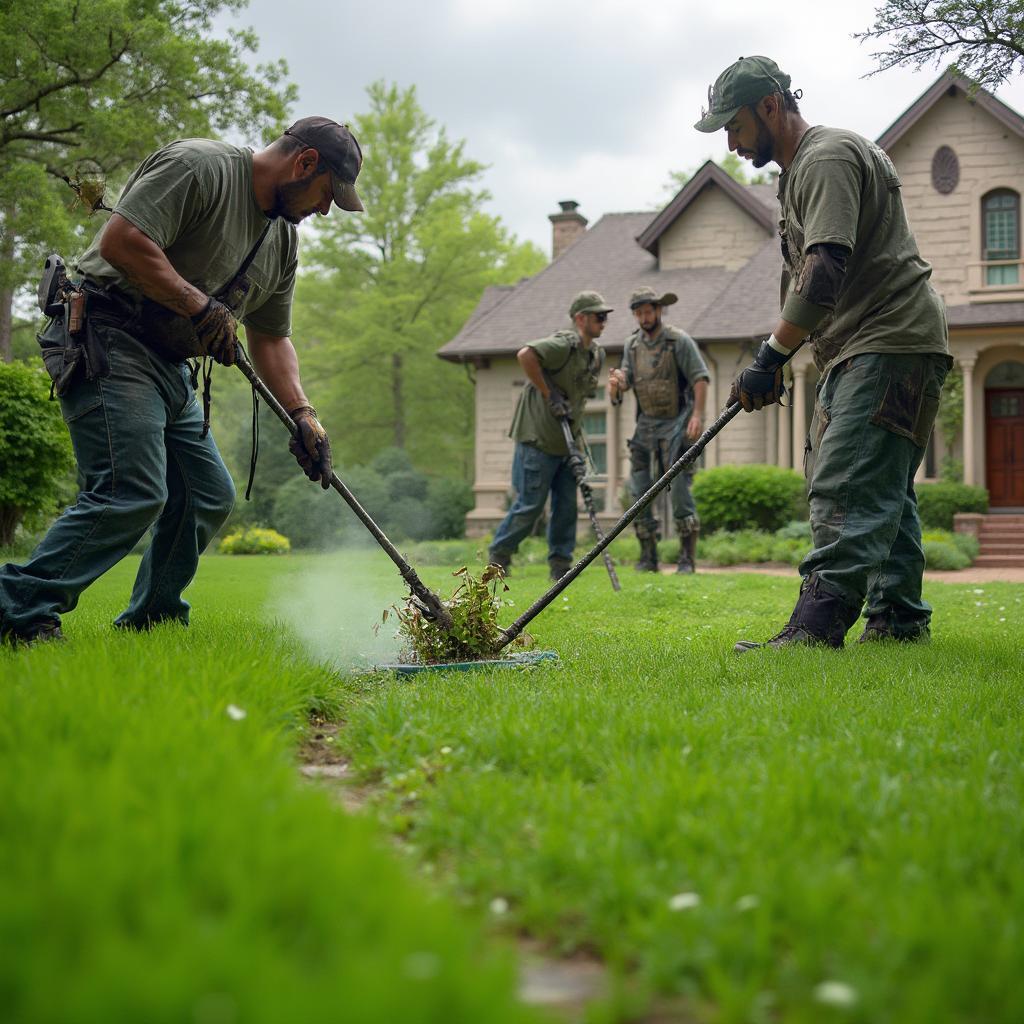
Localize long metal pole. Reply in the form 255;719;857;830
234;349;454;631
559;418;620;592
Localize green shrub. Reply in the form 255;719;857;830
692;465;806;533
219;527;290;555
916;482;988;530
425;477;474;540
922;528;978;570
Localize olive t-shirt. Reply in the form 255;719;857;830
77;139;298;336
509;328;603;456
778;126;948;374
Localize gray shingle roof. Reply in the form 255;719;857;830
947;301;1024;328
438;211;734;360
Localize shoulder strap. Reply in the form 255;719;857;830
235;221;272;279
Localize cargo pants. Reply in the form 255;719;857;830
628;413;699;540
801;351;952;633
0;321;235;635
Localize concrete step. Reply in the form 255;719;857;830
978;543;1024;554
972;554;1024;567
980;516;1024;524
978;531;1024;543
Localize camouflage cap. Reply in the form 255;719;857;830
629;286;678;310
568;290;613;318
694;56;792;133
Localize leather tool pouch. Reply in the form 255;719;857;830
37;288;110;398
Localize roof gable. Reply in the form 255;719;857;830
636;160;776;257
877;70;1024;150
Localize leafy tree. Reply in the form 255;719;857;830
292;81;545;480
0;361;75;546
855;0;1024;90
664;153;770;195
0;0;296;360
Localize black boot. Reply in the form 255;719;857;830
734;576;860;653
676;530;698;574
857;611;930;643
488;549;512;576
634;535;659;572
549;556;573;582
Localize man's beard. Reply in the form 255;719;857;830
749;108;775;168
641;315;661;335
268;172;319;223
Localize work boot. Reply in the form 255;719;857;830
857;612;931;644
634;535;659;573
734;576;860;653
487;549;512;577
676;530;698;575
549;556;573;582
1;619;65;648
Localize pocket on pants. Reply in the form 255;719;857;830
869;362;933;448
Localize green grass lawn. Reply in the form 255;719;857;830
2;548;1022;1023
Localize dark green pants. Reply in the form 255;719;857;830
801;351;951;631
628;413;698;539
0;322;235;634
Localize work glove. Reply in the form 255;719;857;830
729;339;788;412
546;385;571;419
288;405;333;489
190;296;238;366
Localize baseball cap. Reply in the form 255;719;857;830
569;291;613;318
694;56;792;133
629;286;678;310
283;116;364;211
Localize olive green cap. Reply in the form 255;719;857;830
568;290;613;318
629;286;678;310
694;56;791;133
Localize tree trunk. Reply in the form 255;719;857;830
391;351;404;448
0;285;13;363
0;505;23;547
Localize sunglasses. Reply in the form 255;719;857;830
591;311;609;323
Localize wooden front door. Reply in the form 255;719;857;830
986;389;1024;506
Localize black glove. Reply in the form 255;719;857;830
547;385;571;419
729;339;788;412
567;451;587;484
190;297;238;366
288;405;333;489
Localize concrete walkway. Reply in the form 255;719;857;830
660;563;1024;584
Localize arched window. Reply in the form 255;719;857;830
983;189;1020;285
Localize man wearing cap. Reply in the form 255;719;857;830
608;287;709;574
0;118;364;644
695;57;950;651
488;291;610;581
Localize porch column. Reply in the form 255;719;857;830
791;364;808;471
961;356;977;486
606;395;619;514
777;401;791;468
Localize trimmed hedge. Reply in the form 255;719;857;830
692;464;806;533
916;482;988;530
219;527;290;555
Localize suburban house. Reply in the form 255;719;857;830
438;72;1024;541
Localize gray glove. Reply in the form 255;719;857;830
547;386;571;419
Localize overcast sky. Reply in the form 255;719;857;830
218;0;1024;253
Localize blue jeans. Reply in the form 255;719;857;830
801;351;951;630
490;443;578;564
0;322;235;634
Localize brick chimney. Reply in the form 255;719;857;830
549;200;588;259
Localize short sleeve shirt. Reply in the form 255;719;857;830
621;323;710;423
778;126;948;374
77;139;298;336
509;328;604;456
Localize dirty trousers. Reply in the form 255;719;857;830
628;414;698;539
490;442;577;563
800;351;951;629
0;324;235;633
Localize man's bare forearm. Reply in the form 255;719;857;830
98;213;207;316
517;347;550;396
247;329;308;413
693;379;708;417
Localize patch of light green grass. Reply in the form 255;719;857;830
0;555;542;1024
339;557;1024;1023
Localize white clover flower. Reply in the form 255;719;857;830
668;892;700;911
735;894;759;912
226;704;246;721
440;746;453;755
489;897;509;916
814;981;857;1007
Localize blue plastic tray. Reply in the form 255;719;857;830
378;650;559;676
